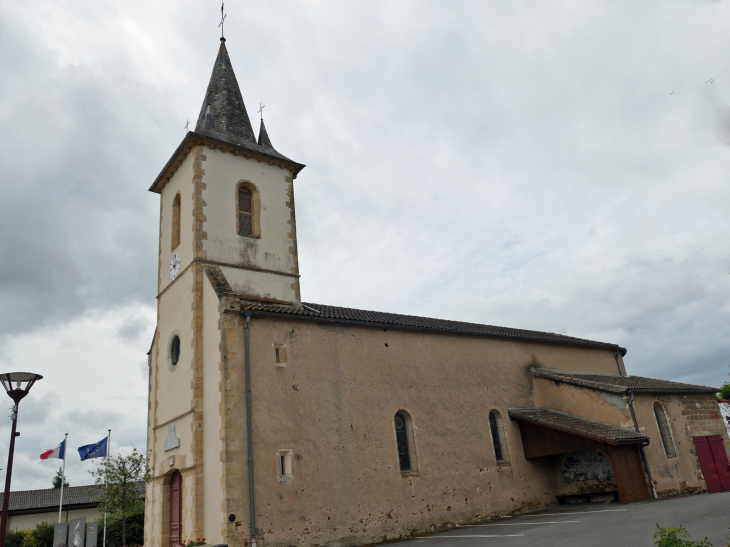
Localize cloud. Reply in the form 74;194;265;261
117;316;155;345
704;83;730;145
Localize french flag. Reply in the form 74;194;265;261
40;439;65;460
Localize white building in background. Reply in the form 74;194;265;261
0;484;102;531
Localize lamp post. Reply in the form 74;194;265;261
0;372;42;547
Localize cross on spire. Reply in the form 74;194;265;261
258;103;265;121
185;119;190;132
219;1;227;40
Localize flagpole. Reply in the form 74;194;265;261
58;433;68;524
103;429;110;547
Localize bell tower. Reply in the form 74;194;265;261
146;38;305;547
150;38;306;305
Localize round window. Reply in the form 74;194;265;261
395;414;406;431
170;335;180;367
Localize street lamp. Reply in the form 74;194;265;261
0;372;42;547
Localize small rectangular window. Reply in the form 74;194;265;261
277;449;293;483
274;344;287;367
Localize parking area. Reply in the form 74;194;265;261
404;491;730;547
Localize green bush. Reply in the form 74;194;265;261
34;523;54;547
654;524;713;547
4;523;56;547
719;382;730;402
5;529;36;547
102;508;145;547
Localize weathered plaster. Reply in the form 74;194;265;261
220;317;624;547
199;147;299;303
532;378;632;427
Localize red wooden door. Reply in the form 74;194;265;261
709;436;730;490
693;436;730;492
169;471;182;547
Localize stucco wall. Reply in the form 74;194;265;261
633;393;730;496
156;265;195;423
159;152;195;295
9;508;102;532
202;278;225;544
147;167;199;546
532;377;634;428
199;148;299;303
220;265;294;305
218;316;624;547
531;380;730;498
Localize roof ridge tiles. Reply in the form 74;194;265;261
234;299;627;354
531;368;718;394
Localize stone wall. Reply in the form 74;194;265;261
223;316;625;547
633;393;730;497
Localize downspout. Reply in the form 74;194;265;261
628;390;657;499
244;313;257;547
614;349;625;377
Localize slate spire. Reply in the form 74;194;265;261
195;39;257;146
257;118;274;149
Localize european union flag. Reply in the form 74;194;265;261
78;437;108;461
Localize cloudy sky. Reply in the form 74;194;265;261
1;0;729;490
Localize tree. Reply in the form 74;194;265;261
52;467;69;488
89;449;151;547
719;381;730;402
104;507;145;547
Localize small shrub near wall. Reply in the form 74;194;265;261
33;523;54;547
6;529;36;547
103;508;145;547
5;522;75;547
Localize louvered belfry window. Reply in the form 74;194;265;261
171;193;181;250
654;402;677;457
238;187;253;237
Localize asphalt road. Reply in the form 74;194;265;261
403;491;730;547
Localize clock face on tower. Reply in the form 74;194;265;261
169;253;181;280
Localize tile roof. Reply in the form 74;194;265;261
0;482;145;513
235;300;627;355
508;408;649;444
532;369;718;394
150;41;305;193
195;40;257;148
194;40;294;164
257;119;274;149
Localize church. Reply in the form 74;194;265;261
144;37;730;547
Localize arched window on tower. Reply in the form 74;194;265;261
171;193;181;250
489;410;509;464
653;402;677;457
236;181;261;238
238;187;252;237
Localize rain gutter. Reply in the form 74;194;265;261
244;313;257;547
628;390;657;498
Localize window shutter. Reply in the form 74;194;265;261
238;188;253;236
